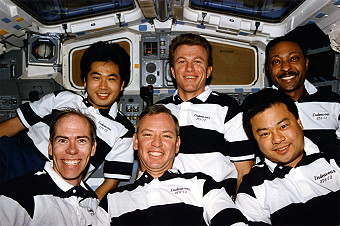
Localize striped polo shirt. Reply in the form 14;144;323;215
157;86;255;188
0;162;100;225
235;137;340;225
97;169;248;225
16;90;134;180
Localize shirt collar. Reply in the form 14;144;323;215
303;80;318;95
172;85;212;103
265;136;320;173
136;168;182;185
83;98;118;119
45;162;88;192
272;80;317;96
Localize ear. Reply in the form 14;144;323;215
175;136;181;154
48;140;53;157
83;78;87;88
170;67;176;79
133;133;138;150
206;66;213;78
297;118;304;130
90;140;97;157
120;81;125;92
305;58;309;71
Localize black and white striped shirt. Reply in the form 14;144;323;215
276;80;340;153
0;162;100;226
16;90;135;180
157;86;255;187
235;137;340;225
97;169;248;225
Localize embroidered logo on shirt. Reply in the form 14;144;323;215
98;121;111;132
314;169;336;184
312;112;330;121
170;187;191;195
194;114;210;122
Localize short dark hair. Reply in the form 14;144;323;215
49;108;97;144
168;33;212;68
136;105;179;136
242;88;299;139
265;35;308;67
80;41;131;87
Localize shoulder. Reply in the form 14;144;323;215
206;91;240;107
115;111;135;134
305;87;340;102
157;96;174;104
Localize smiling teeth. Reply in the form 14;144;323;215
98;93;109;97
281;75;295;80
63;160;80;165
149;152;163;157
277;146;288;151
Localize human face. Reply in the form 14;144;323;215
171;45;212;101
48;115;96;186
134;113;180;178
251;103;304;167
267;41;309;99
84;61;125;109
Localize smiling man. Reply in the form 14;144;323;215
265;35;340;155
236;88;340;225
0;109;100;225
0;41;135;199
96;105;248;225
157;33;255;196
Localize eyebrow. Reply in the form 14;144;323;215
139;129;176;135
175;55;205;62
54;135;90;140
270;51;302;59
255;118;288;133
90;71;119;77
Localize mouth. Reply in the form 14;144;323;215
148;151;164;157
278;71;298;80
183;75;197;79
62;160;81;166
273;145;289;154
97;93;110;99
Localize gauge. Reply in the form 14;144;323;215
32;41;54;60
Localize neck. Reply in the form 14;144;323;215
285;86;304;101
177;89;204;102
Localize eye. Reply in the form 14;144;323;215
291;56;300;62
163;134;172;139
57;138;67;144
259;132;269;137
178;60;186;64
271;59;281;65
194;60;203;64
78;138;88;144
91;76;99;80
142;133;152;137
280;124;289;129
108;76;118;81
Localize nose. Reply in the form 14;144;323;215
151;135;162;148
185;61;194;72
271;130;285;144
99;78;108;89
281;60;292;72
66;141;79;155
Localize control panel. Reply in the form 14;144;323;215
120;95;144;126
140;34;175;88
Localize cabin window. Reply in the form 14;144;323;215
70;41;130;88
11;0;134;25
190;0;306;22
210;42;256;85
